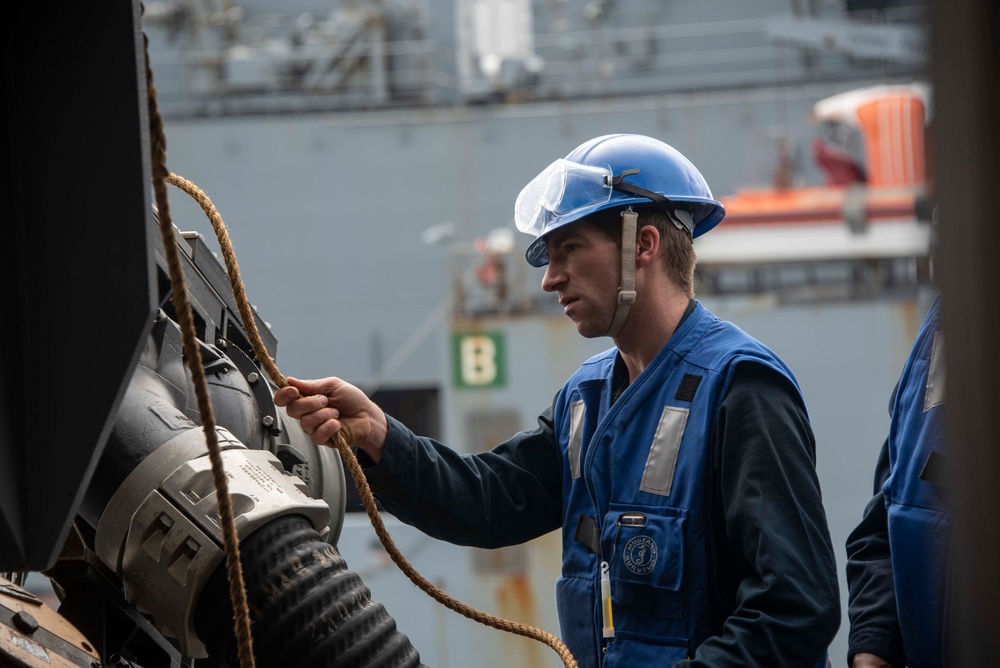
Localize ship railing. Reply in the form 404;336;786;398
517;13;924;104
149;37;461;118
147;5;926;117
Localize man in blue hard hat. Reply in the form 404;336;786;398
275;133;841;667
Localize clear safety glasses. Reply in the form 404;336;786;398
514;159;614;236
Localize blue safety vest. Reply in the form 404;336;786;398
884;294;949;668
552;301;820;667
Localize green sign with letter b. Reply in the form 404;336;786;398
452;331;506;389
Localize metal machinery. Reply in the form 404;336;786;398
1;2;426;666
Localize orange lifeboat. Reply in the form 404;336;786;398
696;84;934;266
722;83;931;227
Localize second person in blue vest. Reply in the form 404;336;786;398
274;133;841;667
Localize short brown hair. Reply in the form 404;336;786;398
584;205;697;297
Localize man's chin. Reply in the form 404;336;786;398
573;321;608;339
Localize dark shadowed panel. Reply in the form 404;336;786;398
0;0;157;570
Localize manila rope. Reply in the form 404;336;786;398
142;27;579;668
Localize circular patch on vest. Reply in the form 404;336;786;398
622;536;658;575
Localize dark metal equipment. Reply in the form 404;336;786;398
1;2;427;666
1;0;158;574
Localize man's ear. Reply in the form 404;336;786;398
634;224;661;268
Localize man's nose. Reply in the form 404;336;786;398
541;262;564;292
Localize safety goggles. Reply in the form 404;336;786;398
514;159;614;236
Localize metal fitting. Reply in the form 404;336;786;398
95;428;331;658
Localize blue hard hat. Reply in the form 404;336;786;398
515;134;726;266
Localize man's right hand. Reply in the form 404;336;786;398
273;377;389;463
851;653;893;668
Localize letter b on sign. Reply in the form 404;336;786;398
462;336;495;385
452;331;506;388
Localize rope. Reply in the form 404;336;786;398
166;172;580;668
143;34;257;668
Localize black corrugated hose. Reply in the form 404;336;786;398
195;514;426;668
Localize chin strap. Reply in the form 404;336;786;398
606;208;638;338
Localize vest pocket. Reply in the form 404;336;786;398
601;504;686;620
